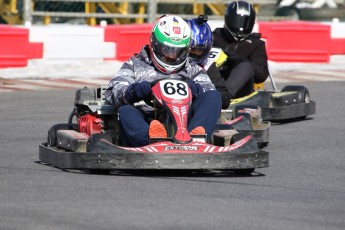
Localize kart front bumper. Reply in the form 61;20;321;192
39;143;268;170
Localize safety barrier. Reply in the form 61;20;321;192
1;21;345;68
103;21;345;63
104;24;152;61
28;25;114;60
327;21;345;54
0;25;43;68
331;39;345;54
258;21;331;62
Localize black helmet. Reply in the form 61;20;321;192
224;0;256;41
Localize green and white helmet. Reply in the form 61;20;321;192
150;15;191;74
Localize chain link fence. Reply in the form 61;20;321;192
1;0;344;25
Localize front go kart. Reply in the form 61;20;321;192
39;79;268;174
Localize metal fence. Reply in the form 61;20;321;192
1;0;344;25
21;0;279;25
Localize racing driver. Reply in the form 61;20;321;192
105;15;222;147
212;0;269;98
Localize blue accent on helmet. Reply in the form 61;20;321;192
187;15;213;65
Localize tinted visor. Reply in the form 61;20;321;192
151;32;189;67
158;45;188;65
189;47;205;59
189;47;210;63
227;14;252;33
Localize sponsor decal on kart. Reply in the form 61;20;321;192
164;146;199;151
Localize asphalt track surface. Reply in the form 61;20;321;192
1;80;345;230
1;56;345;92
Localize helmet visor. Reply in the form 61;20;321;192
227;14;252;32
189;47;210;63
154;42;188;66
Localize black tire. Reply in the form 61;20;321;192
233;168;255;176
281;85;310;103
47;123;78;147
258;142;268;149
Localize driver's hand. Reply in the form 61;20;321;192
223;48;244;64
125;81;151;104
187;79;204;98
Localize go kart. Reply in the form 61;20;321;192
39;79;268;174
228;70;316;122
208;47;315;122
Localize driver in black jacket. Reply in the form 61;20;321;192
212;0;269;99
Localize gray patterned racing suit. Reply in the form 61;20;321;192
105;45;216;107
105;45;222;147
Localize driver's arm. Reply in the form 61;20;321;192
105;60;136;107
192;65;217;92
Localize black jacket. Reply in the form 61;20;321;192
212;28;269;84
206;62;232;109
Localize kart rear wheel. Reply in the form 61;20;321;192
281;85;310;103
47;123;77;147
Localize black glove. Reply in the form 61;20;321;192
223;49;244;67
125;81;151;103
187;79;204;98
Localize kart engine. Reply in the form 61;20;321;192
78;114;102;136
73;86;119;141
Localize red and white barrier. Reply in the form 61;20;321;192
323;21;345;55
0;21;345;68
259;21;331;62
104;23;153;61
0;25;43;68
29;25;115;60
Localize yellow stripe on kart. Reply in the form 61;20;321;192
271;91;296;97
230;92;258;105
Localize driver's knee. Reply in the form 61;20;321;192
236;61;255;77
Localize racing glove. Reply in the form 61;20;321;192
187;79;204;98
223;49;245;68
124;81;151;104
